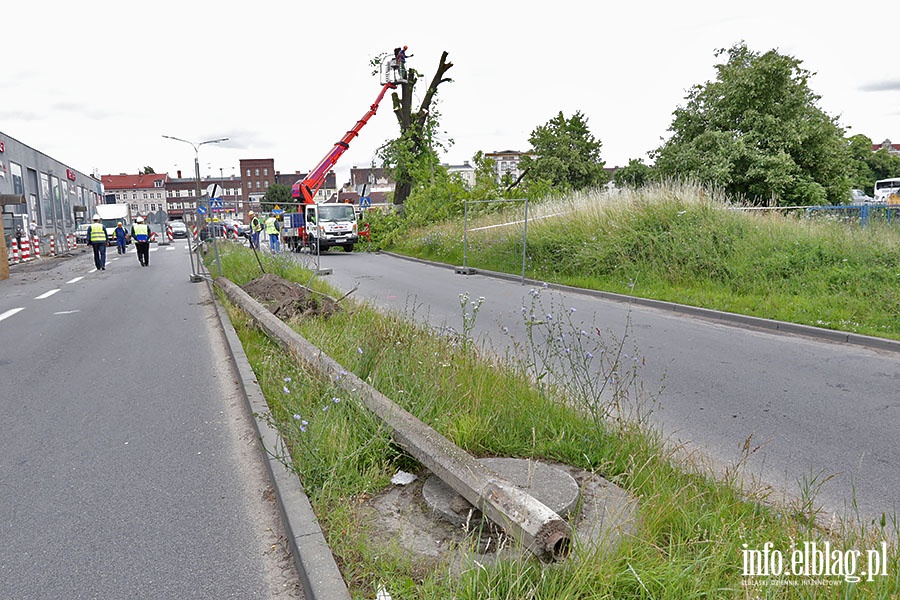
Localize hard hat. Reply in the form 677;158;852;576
248;210;254;215
117;222;123;226
93;214;100;221
135;216;144;223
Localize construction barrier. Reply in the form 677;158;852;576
166;225;174;241
150;230;157;243
19;238;31;261
33;236;41;258
11;240;19;263
191;225;198;239
49;236;56;256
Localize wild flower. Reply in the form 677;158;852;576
283;385;291;394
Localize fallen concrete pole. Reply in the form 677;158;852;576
216;277;572;562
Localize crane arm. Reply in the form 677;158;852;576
292;81;397;204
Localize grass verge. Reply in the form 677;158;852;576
204;243;898;599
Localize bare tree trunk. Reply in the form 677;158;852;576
391;51;453;207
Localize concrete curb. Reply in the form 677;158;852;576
205;277;352;600
378;251;900;355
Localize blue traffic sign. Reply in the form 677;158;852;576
197;206;208;214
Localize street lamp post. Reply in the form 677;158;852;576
162;135;228;282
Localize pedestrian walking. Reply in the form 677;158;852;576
265;214;280;253
88;214;107;270
114;222;127;254
131;216;151;266
15;225;23;251
249;211;262;250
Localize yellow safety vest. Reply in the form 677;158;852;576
265;217;278;235
89;223;107;243
133;223;149;242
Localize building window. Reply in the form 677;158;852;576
263;168;268;176
10;162;24;195
264;180;269;188
154;180;162;188
255;168;260;176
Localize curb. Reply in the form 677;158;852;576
378;251;900;355
205;276;352;600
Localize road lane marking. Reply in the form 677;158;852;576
67;277;84;284
34;289;60;299
0;308;26;322
53;310;81;315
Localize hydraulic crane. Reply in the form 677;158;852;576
291;47;409;204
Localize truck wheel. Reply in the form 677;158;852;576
343;244;354;252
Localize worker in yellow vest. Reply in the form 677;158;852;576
131;216;151;267
87;214;107;270
265;214;280;253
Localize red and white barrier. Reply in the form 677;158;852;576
18;238;31;261
150;230;157;243
49;236;56;256
33;236;41;258
166;225;174;241
191;225;198;239
10;240;19;263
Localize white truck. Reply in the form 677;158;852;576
94;203;132;246
282;203;359;253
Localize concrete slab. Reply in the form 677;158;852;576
422;457;579;528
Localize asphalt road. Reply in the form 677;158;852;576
0;244;302;599
311;250;900;528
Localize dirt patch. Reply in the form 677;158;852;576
242;273;340;320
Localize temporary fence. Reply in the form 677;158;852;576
460;198;531;282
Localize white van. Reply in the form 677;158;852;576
873;178;900;203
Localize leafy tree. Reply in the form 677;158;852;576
613;159;654;188
141;166;155;175
652;43;851;206
518;111;608;194
260;183;291;212
373;50;454;207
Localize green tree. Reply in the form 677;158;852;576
261;183;292;212
141;166;155;175
653;43;851;206
613;158;654;188
518;111;608;195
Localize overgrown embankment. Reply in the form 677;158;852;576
387;183;900;340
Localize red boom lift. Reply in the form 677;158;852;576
291;48;408;204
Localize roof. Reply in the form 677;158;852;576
100;173;169;190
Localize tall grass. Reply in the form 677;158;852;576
391;182;900;340
210;244;899;599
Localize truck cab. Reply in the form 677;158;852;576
293;203;358;253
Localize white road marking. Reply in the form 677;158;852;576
34;289;60;299
53;310;81;315
67;277;84;284
0;308;26;322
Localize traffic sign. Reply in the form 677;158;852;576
197;206;208;215
206;183;222;199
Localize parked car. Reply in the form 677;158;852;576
199;222;227;241
850;189;874;204
169;221;188;239
75;223;91;245
222;219;250;237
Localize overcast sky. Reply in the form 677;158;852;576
3;1;898;187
